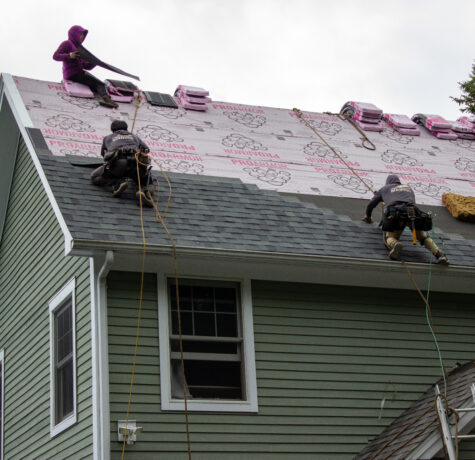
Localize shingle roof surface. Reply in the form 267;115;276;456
39;153;475;266
354;361;475;460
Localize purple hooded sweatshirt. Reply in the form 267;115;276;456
53;25;96;80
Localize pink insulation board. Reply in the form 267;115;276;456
349;101;383;116
384;114;418;129
63;80;94;98
451;121;473;133
394;126;420;136
457;116;475;132
177;85;209;97
356;120;384;132
433;131;458;140
426;115;452;131
14;76;475;206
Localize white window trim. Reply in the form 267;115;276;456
0;349;4;460
158;273;258;412
49;278;77;437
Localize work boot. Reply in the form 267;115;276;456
136;190;154;208
389;241;403;260
112;181;128;196
99;94;119;109
435;251;449;265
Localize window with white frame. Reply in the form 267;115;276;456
0;349;4;460
49;279;77;436
158;276;258;412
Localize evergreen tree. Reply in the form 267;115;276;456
451;62;475;116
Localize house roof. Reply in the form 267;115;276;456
36;151;475;267
12;75;475;207
354;361;475;460
1;74;474;270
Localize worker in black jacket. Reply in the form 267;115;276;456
362;175;448;264
91;120;154;207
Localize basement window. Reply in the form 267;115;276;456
158;276;258;412
49;279;77;437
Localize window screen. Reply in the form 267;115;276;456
169;280;244;400
54;301;74;424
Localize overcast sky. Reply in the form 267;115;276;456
2;0;474;120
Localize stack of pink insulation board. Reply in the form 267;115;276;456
340;101;384;131
105;80;139;103
175;85;211;111
412;114;458;140
450;116;475;140
62;80;94;98
383;113;420;136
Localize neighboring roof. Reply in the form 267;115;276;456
355;361;475;460
38;152;475;267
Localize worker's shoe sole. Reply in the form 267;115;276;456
437;255;449;265
112;182;128;196
389;242;403;260
99;97;119;109
136;190;154;208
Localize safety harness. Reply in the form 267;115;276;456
381;203;433;245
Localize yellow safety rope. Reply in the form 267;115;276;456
334;111;377;150
120;153;192;460
120;157;147;460
295;105;449;424
293;108;376;194
130;90;143;133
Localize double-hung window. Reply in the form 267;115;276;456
159;276;258;412
49;279;77;437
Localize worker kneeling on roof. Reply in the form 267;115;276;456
91;120;154;207
362;175;449;264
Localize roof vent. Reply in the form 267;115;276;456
143;91;178;108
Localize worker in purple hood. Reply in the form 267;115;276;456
362;175;449;264
53;25;118;108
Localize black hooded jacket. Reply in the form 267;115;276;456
365;175;416;217
101;129;149;157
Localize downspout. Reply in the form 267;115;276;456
90;251;114;460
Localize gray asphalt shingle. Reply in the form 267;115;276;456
39;153;475;266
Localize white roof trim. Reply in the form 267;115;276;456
1;74;73;255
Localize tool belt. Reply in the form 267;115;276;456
381;203;432;232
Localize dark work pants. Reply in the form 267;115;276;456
91;158;151;190
69;71;107;98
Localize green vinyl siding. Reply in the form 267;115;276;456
107;273;475;459
0;138;92;459
460;436;475;460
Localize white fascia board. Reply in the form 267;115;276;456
1;74;73;255
70;242;475;294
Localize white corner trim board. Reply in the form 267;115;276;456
1;74;73;255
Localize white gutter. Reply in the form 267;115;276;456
90;251;114;460
1;73;73;255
